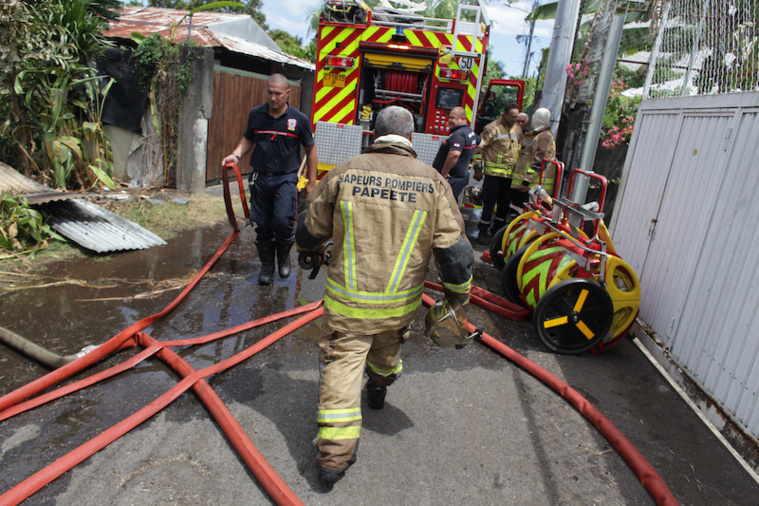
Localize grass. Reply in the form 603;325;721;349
103;190;231;239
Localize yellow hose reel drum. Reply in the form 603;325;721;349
514;232;641;354
490;211;541;271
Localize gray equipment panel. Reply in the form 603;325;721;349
412;133;445;166
315;122;363;166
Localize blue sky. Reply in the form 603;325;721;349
260;0;555;78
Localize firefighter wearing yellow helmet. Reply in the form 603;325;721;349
296;106;473;487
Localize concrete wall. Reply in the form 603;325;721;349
176;47;215;194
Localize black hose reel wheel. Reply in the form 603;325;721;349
489;225;508;271
533;278;614;355
500;245;529;307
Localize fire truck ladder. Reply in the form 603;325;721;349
451;2;490;126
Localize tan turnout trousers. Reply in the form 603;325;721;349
316;325;410;471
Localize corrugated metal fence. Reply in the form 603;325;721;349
610;91;759;447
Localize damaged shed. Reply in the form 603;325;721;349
100;6;315;193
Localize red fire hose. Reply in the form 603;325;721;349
0;161;677;505
421;289;677;505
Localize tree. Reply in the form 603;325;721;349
0;0;117;189
269;30;308;59
148;0;268;30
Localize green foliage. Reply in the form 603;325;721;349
270;30;309;59
0;194;65;252
131;4;234;184
0;0;116;190
526;0;650;56
133;34;197;185
600;65;642;150
521;77;538;113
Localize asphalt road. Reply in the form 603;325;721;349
1;201;758;505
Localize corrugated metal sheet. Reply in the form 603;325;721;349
103;6;314;70
46;199;166;253
210;32;314;70
611;91;759;443
1;163;166;253
0;162;78;204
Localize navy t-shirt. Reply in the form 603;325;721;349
432;124;480;179
243;103;315;175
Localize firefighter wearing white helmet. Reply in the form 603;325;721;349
296;105;473;487
512;107;557;195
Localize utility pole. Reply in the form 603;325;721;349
539;0;583;135
519;0;540;79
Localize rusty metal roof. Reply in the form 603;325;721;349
103;6;314;70
1;162;166;253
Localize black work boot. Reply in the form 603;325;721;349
275;240;293;279
477;231;492;246
317;442;358;489
365;379;386;410
257;240;275;285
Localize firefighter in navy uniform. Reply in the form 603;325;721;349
432;106;481;201
222;73;317;285
296;106;473;486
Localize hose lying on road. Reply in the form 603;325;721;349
0;325;95;369
422;289;678;506
0;162;676;506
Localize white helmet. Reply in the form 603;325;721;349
531;108;551;132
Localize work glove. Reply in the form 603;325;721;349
472;160;483;181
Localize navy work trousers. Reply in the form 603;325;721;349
448;175;468;202
478;174;513;234
250;172;298;243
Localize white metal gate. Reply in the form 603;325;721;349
610;91;759;448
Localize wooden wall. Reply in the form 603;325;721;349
206;67;302;182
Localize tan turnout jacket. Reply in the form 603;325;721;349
479;118;522;179
299;137;472;334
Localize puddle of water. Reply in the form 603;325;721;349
0;206;499;405
0;224;324;397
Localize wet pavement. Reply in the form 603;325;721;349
1;192;758;505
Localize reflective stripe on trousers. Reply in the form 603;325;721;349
316;325;410;471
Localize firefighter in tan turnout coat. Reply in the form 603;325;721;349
511;107;557;196
296;106;473;486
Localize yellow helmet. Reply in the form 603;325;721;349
425;299;482;349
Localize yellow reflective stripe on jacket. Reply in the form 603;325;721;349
386;210;427;293
484;163;514;177
366;357;403;377
340;200;357;291
443;275;472;294
317;407;362;424
325;296;422;319
326;279;424;303
317;425;362;440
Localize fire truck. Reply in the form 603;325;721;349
310;0;524;174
